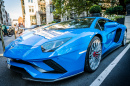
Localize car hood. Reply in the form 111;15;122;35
13;28;92;47
4;28;96;60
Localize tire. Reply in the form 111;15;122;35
122;30;127;46
84;36;102;72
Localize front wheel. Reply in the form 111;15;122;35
122;30;127;46
84;36;102;72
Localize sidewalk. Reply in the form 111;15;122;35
125;16;130;41
126;28;130;43
0;35;15;55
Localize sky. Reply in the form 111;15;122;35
4;0;22;20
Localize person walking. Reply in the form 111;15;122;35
2;23;8;37
14;24;18;35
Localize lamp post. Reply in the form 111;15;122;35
0;24;5;52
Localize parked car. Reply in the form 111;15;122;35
4;17;127;82
6;26;14;37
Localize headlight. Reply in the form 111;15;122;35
41;38;71;52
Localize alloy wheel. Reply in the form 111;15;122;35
89;39;102;70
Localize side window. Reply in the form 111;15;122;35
98;19;107;30
95;23;101;30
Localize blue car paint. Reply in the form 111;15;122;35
4;17;127;82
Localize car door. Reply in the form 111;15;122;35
95;19;117;54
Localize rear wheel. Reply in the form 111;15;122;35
122;30;127;46
84;36;102;72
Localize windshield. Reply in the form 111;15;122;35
46;18;95;30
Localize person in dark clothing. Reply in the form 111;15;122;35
2;23;8;36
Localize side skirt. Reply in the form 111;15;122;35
102;44;122;59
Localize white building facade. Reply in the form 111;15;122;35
0;0;6;24
21;0;54;28
0;0;11;25
6;13;11;25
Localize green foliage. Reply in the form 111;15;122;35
89;5;101;13
114;5;123;15
42;23;46;25
124;0;130;4
105;7;115;15
48;21;57;24
52;21;56;23
107;15;125;21
114;16;125;21
52;0;101;17
105;5;123;15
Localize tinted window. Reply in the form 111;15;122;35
46;18;95;30
95;23;101;30
98;19;107;30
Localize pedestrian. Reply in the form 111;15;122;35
14;24;18;36
2;23;8;37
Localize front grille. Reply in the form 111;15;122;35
12;59;32;65
44;59;67;73
11;59;46;73
10;66;55;82
11;59;67;73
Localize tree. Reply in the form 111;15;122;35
52;0;101;17
119;0;126;15
114;5;123;15
105;5;123;15
105;7;115;15
124;0;130;4
89;5;101;13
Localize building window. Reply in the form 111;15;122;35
30;16;36;25
50;5;54;13
22;0;24;5
23;8;25;14
2;8;4;12
31;0;33;3
28;0;33;3
40;5;45;12
39;5;45;12
29;6;34;13
3;15;5;18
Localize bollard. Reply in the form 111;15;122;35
14;27;16;39
0;24;5;52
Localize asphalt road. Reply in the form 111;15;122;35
0;36;130;86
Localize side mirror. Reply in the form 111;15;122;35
104;22;118;28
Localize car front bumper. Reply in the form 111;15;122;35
6;49;86;82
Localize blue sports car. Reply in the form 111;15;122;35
4;17;127;82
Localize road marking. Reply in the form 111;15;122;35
0;54;3;57
90;44;130;86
